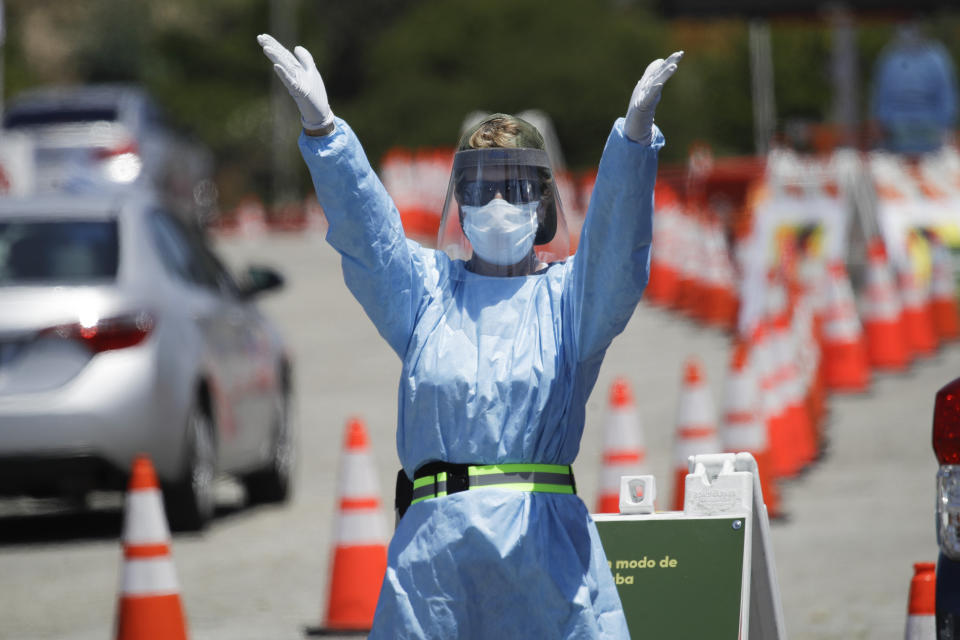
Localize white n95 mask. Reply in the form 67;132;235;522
461;199;539;266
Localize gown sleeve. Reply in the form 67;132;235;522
563;118;664;365
298;118;432;357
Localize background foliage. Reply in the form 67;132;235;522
4;0;959;208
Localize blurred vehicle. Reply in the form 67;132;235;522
934;376;960;637
0;192;293;531
2;84;217;225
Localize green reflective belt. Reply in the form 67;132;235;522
410;463;576;506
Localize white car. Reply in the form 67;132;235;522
0;192;293;530
2;84;216;223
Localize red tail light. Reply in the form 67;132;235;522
933;377;960;464
41;311;155;354
93;140;139;160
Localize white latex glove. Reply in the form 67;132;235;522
257;33;334;133
624;51;684;145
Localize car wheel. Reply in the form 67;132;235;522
243;388;294;505
165;400;217;532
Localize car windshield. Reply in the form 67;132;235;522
3;107;119;128
0;219;119;285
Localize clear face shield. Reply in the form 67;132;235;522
437;147;569;276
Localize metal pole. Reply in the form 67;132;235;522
270;0;297;207
0;0;6;122
749;20;776;157
828;5;858;146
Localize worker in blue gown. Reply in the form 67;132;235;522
259;33;681;639
870;21;958;155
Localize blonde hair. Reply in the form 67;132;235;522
468;117;522;148
457;113;546;151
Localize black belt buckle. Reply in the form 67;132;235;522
414;461;470;496
444;464;469;494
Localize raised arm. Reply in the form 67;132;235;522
258;34;430;356
565;52;682;364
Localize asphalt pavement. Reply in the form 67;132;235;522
0;230;954;639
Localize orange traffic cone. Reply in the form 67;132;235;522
115;455;188;640
750;322;783;477
791;288;827;454
721;341;782;518
899;256;939;358
930;240;960;342
768;276;817;476
757;320;803;478
862;239;910;371
904;562;936;639
646;189;681;307
821;261;870;392
671;358;722;511
792;255;829;440
700;218;739;330
308;417;389;635
672;212;701;316
686;215;710;321
595;378;649;513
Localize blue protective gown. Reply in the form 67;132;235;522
299;117;662;639
870;38;958;154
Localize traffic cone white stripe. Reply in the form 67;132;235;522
823;300;862;339
122;490;170;544
900;268;928;309
656;209;680;270
904;616;935;639
863;277;901;320
122;558;181;596
603;412;644;451
777;357;805;403
755;333;783;411
932;248;956;298
676;392;715;426
724;412;768;450
766;274;788;317
794;298;820;386
339;451;381;498
336;510;389;545
798;256;828;315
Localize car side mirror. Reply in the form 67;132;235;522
238;265;284;300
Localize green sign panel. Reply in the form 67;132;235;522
594;516;746;638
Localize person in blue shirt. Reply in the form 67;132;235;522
259;33;681;639
870;22;959;155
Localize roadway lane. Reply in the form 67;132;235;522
0;230;954;639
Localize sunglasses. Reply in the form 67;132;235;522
455;178;544;206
